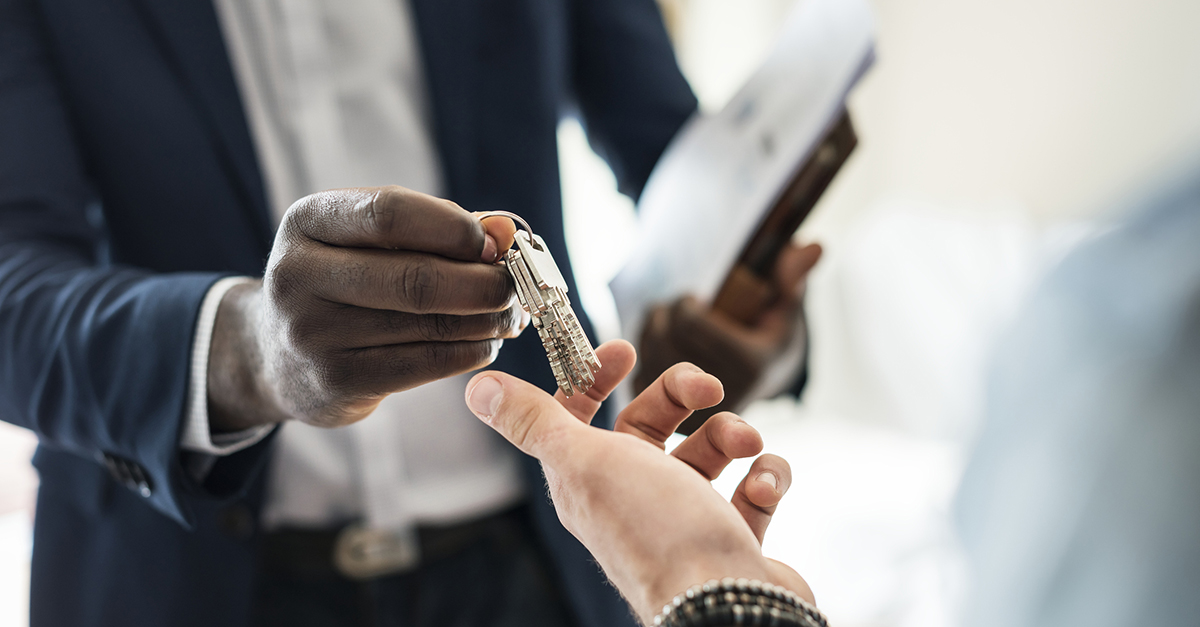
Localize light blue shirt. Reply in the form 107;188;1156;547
957;156;1200;627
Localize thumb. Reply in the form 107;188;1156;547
465;371;584;464
774;242;822;298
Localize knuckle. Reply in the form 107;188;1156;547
282;190;340;243
398;257;442;312
418;342;463;377
416;314;462;342
363;186;403;238
507;403;546;452
279;194;313;233
265;251;311;306
375;311;407;337
384;352;420;382
395;341;498;389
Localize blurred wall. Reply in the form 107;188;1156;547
814;0;1200;232
808;0;1200;437
576;0;1200;440
659;0;1200;227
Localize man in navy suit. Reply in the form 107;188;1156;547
0;0;816;624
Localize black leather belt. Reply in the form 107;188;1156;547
259;505;529;581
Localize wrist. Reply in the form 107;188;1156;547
207;281;290;431
650;578;825;627
636;555;775;624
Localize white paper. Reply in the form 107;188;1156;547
610;0;875;341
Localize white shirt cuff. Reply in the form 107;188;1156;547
182;276;276;456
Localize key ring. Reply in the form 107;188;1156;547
475;210;542;251
480;209;600;396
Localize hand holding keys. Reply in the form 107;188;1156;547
480;211;600;397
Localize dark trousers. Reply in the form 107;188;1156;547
251;506;577;627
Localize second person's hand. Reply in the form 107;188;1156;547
636;242;823;431
465;340;813;624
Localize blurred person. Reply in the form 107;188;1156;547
468;339;819;626
468;158;1200;627
0;1;818;626
954;158;1200;627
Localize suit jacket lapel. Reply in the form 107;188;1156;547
130;0;273;246
410;0;481;205
132;0;483;244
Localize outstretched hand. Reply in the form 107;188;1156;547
465;340;812;623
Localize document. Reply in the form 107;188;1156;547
610;0;875;340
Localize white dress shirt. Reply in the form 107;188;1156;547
183;0;524;533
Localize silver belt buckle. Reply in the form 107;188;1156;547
333;523;421;580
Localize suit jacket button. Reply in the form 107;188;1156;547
127;463;153;497
101;453;129;483
101;453;153;497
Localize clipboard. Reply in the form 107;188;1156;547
611;0;874;343
609;0;875;431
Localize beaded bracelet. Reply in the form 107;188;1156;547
652;578;827;627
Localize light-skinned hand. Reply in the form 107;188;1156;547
465;340;812;624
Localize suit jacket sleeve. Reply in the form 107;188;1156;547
0;0;262;528
569;0;698;200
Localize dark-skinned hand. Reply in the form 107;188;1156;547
206;185;524;431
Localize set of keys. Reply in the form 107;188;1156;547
478;212;600;397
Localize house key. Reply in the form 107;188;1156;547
478;211;601;397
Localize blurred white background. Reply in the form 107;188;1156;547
2;0;1199;624
0;421;34;627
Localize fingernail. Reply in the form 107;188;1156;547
467;376;504;421
756;471;778;491
482;234;498;263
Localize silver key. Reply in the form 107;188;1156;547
478;211;601;397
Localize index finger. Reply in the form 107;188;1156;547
670;412;763;480
554;340;637;424
287;186;492;262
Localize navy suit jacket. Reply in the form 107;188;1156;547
0;0;697;624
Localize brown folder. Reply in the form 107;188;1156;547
711;110;857;325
